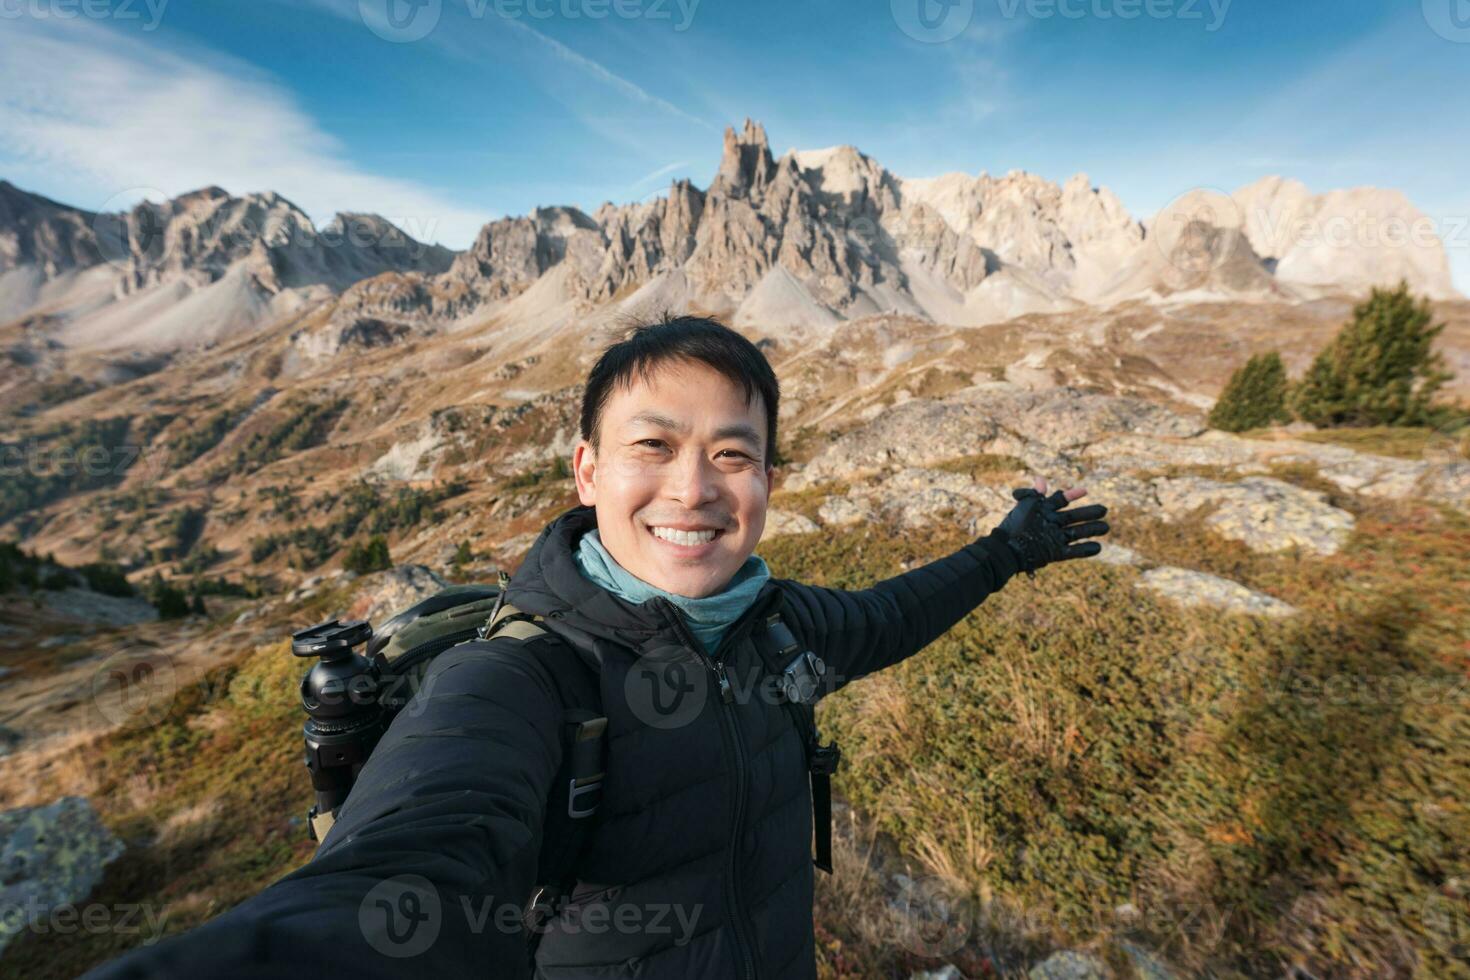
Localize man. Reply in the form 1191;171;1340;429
84;315;1108;979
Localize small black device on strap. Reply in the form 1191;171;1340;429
750;608;842;874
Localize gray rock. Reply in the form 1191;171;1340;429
790;387;1202;491
817;494;873;526
0;796;127;957
1120;941;1180;980
1138;566;1297;618
763;509;819;537
1095;543;1144;566
1153;475;1354;556
1028;950;1110;980
349;565;449;624
37;589;157;627
909;967;964;980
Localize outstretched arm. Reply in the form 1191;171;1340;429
79;636;565;980
777;480;1108;697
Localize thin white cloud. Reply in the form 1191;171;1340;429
630;160;692;188
494;17;716;133
285;0;714;135
0;16;488;248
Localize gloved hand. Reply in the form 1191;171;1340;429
994;485;1110;576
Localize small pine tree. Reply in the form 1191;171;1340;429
1292;281;1453;428
1209;352;1291;432
148;574;190;619
453;541;473;567
190;593;207;616
344;535;392;574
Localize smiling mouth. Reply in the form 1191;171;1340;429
645;524;727;547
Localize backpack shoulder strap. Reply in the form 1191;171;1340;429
750;602;840;875
479;578;606;967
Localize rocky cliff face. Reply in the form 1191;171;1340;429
0;182;455;352
0;181;106;277
115;187;453;296
1233;176;1458;299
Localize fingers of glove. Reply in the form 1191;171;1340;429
1064;541;1102;560
1042;490;1070;510
1063;520;1110;542
1057;503;1108;525
1012;487;1042;502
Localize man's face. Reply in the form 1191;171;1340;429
573;358;775;599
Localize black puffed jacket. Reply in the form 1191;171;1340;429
82;505;1019;979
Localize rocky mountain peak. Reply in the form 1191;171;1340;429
713;118;777;199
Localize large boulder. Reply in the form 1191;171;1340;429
1153;476;1354;556
0;797;126;957
788;386;1204;491
1138;566;1298;618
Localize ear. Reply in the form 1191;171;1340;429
573;440;596;506
764;463;775;499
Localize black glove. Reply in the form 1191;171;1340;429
994;487;1109;576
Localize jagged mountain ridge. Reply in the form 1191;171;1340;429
0;118;1460;359
313;119;1461;356
0;182;454;352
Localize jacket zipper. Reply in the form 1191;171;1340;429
656;592;779;980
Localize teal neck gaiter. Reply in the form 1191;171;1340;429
573;527;771;655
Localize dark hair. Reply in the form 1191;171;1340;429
581;314;780;465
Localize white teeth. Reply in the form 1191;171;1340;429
651;526;719;546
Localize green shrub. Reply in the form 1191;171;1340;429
0;416;135;524
343;535;391;574
232;397;350;474
1292;282;1453;427
40;568;73;590
169;408;243;467
147;574;190;619
80;561;134;597
1209;352;1291;432
505;457;572;489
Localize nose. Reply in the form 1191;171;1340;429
664;450;721;509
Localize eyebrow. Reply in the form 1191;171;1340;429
624;412;763;451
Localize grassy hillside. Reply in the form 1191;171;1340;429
2;461;1467;978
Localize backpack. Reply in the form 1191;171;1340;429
293;572;607;972
293;574;841;971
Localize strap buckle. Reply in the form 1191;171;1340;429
809;741;841;776
567;776;602;819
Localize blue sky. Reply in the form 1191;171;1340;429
2;0;1467;289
